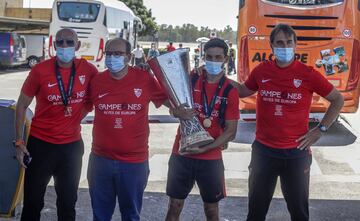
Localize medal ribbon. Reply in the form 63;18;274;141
55;60;76;107
202;75;226;119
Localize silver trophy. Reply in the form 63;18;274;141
148;48;214;152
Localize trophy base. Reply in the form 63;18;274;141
179;130;214;153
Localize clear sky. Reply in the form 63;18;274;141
23;0;239;31
142;0;238;30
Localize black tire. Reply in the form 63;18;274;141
28;57;39;68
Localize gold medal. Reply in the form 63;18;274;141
203;118;212;128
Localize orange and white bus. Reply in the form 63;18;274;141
237;0;360;114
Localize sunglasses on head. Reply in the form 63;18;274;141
55;39;75;47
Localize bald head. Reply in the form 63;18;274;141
105;38;131;55
55;28;80;50
56;28;78;41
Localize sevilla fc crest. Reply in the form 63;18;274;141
79;75;86;85
293;79;302;88
134;88;142;98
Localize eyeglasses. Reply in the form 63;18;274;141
105;51;127;56
55;39;75;47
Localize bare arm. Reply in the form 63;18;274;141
318;88;344;128
181;120;238;155
201;120;238;150
228;80;256;98
297;88;344;150
15;92;33;167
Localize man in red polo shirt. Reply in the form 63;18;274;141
165;38;239;221
231;24;344;221
87;38;167;221
14;28;97;221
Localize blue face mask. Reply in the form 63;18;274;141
105;55;126;73
56;47;75;63
274;47;294;63
205;60;223;75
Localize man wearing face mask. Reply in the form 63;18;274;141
165;38;239;221
230;24;344;220
87;38;167;221
15;28;98;221
147;42;160;59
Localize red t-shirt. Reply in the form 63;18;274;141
21;57;97;144
167;45;176;52
90;68;167;163
245;60;333;149
172;72;240;160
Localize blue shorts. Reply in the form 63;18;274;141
87;153;149;221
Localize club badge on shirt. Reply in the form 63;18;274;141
79;75;86;85
293;79;302;88
134;88;142;98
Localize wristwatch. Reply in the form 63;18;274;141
13;139;25;148
317;124;328;133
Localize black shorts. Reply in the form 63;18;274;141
166;154;226;203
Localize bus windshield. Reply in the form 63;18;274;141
57;2;100;23
263;0;344;6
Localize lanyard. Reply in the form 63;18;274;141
55;60;76;107
202;75;226;118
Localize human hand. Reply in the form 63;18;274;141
134;63;150;71
15;143;30;168
196;65;205;75
296;127;322;150
179;146;210;155
221;143;228;150
171;104;196;120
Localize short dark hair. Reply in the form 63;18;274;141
270;23;297;44
204;38;229;56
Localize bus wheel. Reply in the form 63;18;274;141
28;57;39;68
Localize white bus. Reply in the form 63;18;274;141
48;0;142;69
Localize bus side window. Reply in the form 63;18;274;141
103;9;107;27
239;0;245;9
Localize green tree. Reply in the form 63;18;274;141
120;0;158;36
218;25;236;43
139;23;237;43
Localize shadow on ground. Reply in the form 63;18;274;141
234;121;357;147
7;187;360;221
0;66;29;75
